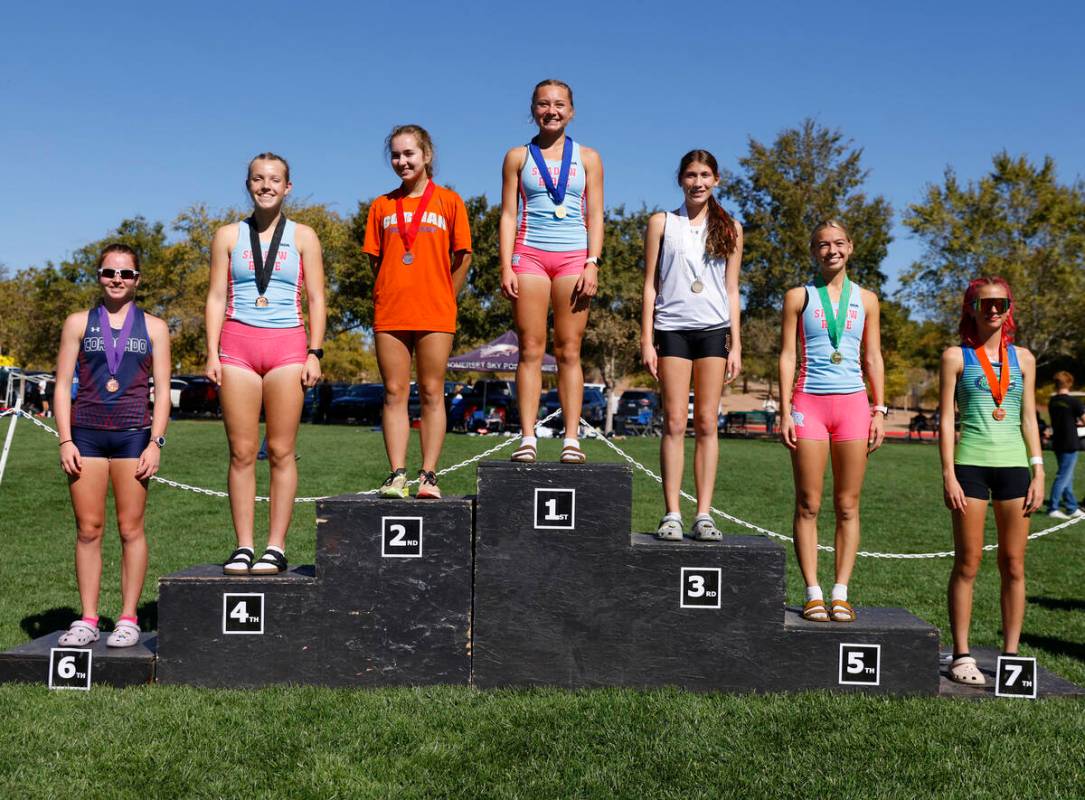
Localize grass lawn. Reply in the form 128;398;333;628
1;417;1083;799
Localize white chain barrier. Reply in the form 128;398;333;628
4;407;1081;558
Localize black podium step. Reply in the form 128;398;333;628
0;631;156;688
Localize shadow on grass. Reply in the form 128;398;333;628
1028;595;1085;613
1020;632;1085;662
20;601;158;639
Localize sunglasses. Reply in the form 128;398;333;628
971;297;1011;314
98;268;140;281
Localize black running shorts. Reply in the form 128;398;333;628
654;328;729;361
954;464;1030;501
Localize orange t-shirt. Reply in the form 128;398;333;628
364;183;472;333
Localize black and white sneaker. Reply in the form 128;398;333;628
223;547;254;575
249;548;288;575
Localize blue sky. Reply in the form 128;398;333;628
3;1;1083;293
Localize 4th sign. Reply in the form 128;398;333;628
838;643;880;686
223;593;264;635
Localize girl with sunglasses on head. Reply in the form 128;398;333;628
206;152;326;575
52;244;172;648
500;79;603;464
940;278;1044;686
779;221;885;623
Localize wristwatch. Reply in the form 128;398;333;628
153;435;166;448
585;256;602;267
307;348;324;359
872;405;888;416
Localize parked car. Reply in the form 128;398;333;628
149;377;188;411
328;383;385;424
302;382;350;422
540;387;607;430
179;376;220;416
450;379;519;430
614;390;661;435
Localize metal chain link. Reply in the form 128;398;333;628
7;407;1080;557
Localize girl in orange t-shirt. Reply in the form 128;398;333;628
364;124;473;498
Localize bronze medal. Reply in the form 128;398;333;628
992;407;1006;421
106;377;120;393
830;351;843;365
255;295;269;308
554;205;568;219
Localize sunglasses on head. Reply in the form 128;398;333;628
98;268;140;281
971;297;1011;314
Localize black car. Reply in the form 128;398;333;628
450;380;519;430
179;376;221;416
614;390;660;435
328;383;385;424
540;387;607;430
303;382;350;422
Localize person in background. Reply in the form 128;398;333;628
1045;370;1085;519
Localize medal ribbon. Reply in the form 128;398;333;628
814;274;852;353
249;215;287;298
974;339;1010;408
395;180;436;256
528;135;573;206
681;205;707;286
97;304;136;379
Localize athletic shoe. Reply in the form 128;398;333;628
379;469;409;498
1070;509;1085;519
417;470;442;499
1048;509;1071;520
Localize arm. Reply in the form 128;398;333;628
640;212;666;380
724;219;744;385
451;251;472;295
1017;347;1045;514
575;146;604;298
54;312;86;476
204;224;235;385
778;287;804;450
939;347;967;511
136;315;172;480
449;193;473;296
861;289;886;453
499;147;525;300
297;224;326;388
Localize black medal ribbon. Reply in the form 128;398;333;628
249;215;287;301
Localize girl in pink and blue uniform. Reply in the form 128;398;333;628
779;221;886;623
500;79;604;464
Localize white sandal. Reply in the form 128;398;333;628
949;655;986;686
107;619;141;648
58;619;99;647
510;442;537;463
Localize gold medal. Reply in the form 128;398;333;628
554;205;568;219
992;407;1006;421
830;351;843;365
691;280;704;294
106;377;120;393
255;295;269;308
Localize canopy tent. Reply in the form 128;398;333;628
446;330;556;374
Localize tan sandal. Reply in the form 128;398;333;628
802;599;830;622
510;442;537;463
830;599;856;622
560;443;586;464
949;655;986;686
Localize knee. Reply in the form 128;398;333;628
117;520;145;544
998;554;1025;583
420;383;444;409
519;336;546;364
266;441;295;466
76;521;105;545
795;495;821;521
694;411;717;438
833;495;860;522
229;448;256;469
553;338;582;367
953;555;982;582
383;382;409;407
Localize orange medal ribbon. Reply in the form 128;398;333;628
974;340;1009;421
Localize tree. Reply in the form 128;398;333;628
899;152;1085;366
721;119;893;315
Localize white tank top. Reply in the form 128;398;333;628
652;205;730;331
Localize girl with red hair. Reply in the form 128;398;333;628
939;277;1044;686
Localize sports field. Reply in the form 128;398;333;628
1;418;1083;799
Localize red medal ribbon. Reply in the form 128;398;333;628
394;180;436;256
974;339;1009;409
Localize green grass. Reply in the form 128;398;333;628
1;418;1083;799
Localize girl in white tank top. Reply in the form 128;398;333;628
641;150;744;542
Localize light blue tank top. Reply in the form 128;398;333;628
795;282;866;394
226;218;304;328
515;139;588;252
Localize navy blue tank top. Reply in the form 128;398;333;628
72;305;153;430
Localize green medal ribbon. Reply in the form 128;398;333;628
814;274;851;362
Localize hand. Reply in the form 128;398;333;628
943;475;968;511
500;268;519;300
725;347;742;386
302;354;322;388
135;443;161;481
575;264;598;299
59;440;82;476
867;413;886;454
780;415;798;450
205;354;222;385
641;340;658;380
1024;474;1045;516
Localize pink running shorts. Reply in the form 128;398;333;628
790;390;871;442
219;319;308;376
511;245;588;280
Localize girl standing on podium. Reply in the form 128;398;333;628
206;153;327;575
940;277;1043;686
500;79;604;464
779;221;885;623
53;244;172;647
364;124;473;499
641;150;743;541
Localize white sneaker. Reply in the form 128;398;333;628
1070;509;1085;519
1048;509;1071;520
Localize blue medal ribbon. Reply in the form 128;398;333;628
528;136;573;206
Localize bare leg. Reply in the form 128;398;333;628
67;458;110;619
109;457;149;619
948;498;989;655
415;332;454;472
791;439;830;588
692;357;726;516
376;332;414;471
220;365;263;549
658;356;693;514
828;438;869;586
262;364;305;551
514;275;552;436
551;274;590;439
993;498;1030;653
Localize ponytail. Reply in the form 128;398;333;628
677;150;737;260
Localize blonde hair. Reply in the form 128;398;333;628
809;219;852;250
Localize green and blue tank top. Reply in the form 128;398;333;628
954;344;1028;467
